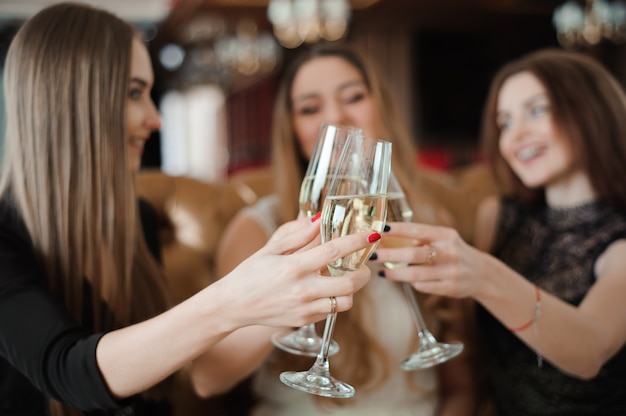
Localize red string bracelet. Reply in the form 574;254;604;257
508;285;541;333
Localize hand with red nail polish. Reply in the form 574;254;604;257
193;44;477;412
368;232;382;243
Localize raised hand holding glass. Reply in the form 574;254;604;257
279;134;391;398
382;172;464;371
272;123;361;357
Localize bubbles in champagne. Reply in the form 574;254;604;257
299;175;332;218
321;194;386;274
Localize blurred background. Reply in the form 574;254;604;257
1;0;625;179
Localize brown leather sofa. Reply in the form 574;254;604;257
136;169;267;302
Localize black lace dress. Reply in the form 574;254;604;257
477;198;626;415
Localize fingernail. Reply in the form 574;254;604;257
368;232;382;243
311;212;321;223
369;252;378;260
383;224;391;232
378;270;386;278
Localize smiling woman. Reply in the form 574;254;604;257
126;38;162;172
0;3;375;415
190;42;476;416
370;48;626;415
495;72;580;194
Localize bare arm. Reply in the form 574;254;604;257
373;221;626;379
96;217;374;397
190;213;279;397
471;240;626;379
472;195;500;253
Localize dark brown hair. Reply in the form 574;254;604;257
481;48;626;211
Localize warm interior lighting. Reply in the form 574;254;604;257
267;0;351;48
158;14;280;88
553;0;626;48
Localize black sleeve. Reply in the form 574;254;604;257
0;223;123;411
138;198;162;264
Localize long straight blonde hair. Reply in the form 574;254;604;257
267;42;455;407
270;42;439;227
2;2;170;413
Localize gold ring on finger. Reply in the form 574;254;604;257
425;244;437;265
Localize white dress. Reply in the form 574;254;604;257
240;195;440;416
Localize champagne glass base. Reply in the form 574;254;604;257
400;341;464;371
271;331;340;357
280;370;355;398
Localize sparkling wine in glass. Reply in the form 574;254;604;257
382;172;464;371
280;134;391;398
272;123;361;357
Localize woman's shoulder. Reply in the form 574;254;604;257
473;195;502;251
238;194;281;237
476;195;502;218
0;195;31;247
215;195;281;278
0;195;43;287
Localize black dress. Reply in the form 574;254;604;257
477;198;626;415
0;197;171;416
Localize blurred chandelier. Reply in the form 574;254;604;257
158;14;280;89
553;0;626;48
268;0;351;48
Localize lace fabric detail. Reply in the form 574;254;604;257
493;199;624;304
478;198;626;415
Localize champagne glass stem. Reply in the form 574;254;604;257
302;311;337;381
402;282;434;342
400;282;464;371
279;308;354;398
319;311;338;360
402;282;437;349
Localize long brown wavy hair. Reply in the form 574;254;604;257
480;48;626;212
266;42;463;408
1;3;171;414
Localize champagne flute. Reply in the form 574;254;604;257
272;123;361;357
280;134;392;398
382;172;464;371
